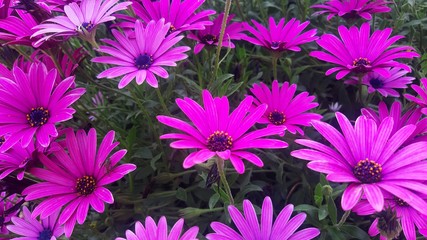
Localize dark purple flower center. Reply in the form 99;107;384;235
394;197;409;207
342;10;360;19
353;159;382;183
0;136;4;147
27;107;49;127
369;78;384;89
271;41;282;50
76;175;96;196
207;131;233;152
80;21;94;31
268;110;286;125
38;228;53;240
352;57;371;72
201;34;218;45
135;54;153;69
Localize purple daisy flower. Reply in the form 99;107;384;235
206;196;320;240
157;90;288;174
0;9;43;47
0;192;21;234
187;13;246;54
0;63;85;152
93;19;190;88
131;0;215;34
310;22;420;80
7;206;64;240
353;193;427;240
311;0;391;21
31;0;131;47
242;17;318;54
21;128;136;237
346;67;414;97
116;216;199;240
249;80;322;135
405;78;427;115
291;112;427;212
0;139;35;180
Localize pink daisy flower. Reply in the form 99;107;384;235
31;0;131;47
291;112;427;212
405;78;427;115
242;17;318;53
0;139;35;180
206;196;320;240
0;192;21;234
22;128;136;237
310;22;420;80
249;80;322;135
0;63;85;151
346;67;414;97
311;0;391;21
93;19;190;89
7;206;64;240
131;0;215;34
187;13;246;54
0;9;42;47
157;90;288;174
353;193;427;240
116;216;199;240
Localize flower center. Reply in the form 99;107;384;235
201;34;218;45
352;57;371;72
352;159;382;183
0;136;4;147
38;228;53;240
394;197;409;207
135;54;153;69
79;21;94;31
27;107;49;127
268;110;286;125
369;78;384;89
271;41;282;50
207;131;233;152
75;175;96;196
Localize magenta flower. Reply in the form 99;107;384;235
206;196;320;240
311;0;391;21
249;80;322;135
291;113;427;212
131;0;215;34
405;78;427;115
31;0;131;47
353;193;427;240
0;192;21;234
242;17;318;53
157;90;288;174
116;217;199;240
21;128;136;237
310;22;419;80
93;19;190;88
0;63;85;151
0;9;42;46
7;206;64;240
347;67;414;97
187;13;246;54
0;139;35;180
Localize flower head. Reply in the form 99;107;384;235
157;90;288;174
311;0;391;21
31;0;131;47
405;78;427;115
0;62;85;151
93;19;190;88
0;139;35;180
131;0;215;34
249;80;322;135
116;217;199;240
291;112;427;212
21;128;136;237
0;9;44;47
7;206;64;240
242;17;318;53
187;13;246;54
310;22;419;80
0;192;21;234
206;196;320;240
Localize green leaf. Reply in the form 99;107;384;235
209;193;220;209
176;187;187;202
318;205;328;221
340;225;371;240
314;183;324;207
327;196;338;225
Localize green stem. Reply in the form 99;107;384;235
212;0;232;85
272;55;279;80
216;157;234;205
156;87;171;115
336;210;351;228
357;74;363;104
